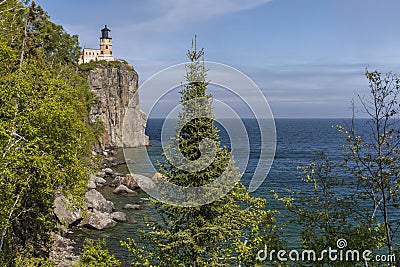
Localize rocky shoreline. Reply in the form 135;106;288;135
50;149;148;267
49;55;150;266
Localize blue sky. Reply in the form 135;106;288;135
36;0;400;118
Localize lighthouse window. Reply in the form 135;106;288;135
106;45;109;49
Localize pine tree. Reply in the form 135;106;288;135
123;38;284;267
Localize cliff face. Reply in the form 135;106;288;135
88;63;149;148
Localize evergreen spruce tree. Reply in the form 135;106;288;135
123;38;285;267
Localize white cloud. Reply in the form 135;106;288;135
160;0;272;21
118;0;272;34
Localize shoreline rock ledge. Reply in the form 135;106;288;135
53;187;129;231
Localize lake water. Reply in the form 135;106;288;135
71;118;388;265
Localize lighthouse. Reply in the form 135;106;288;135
98;25;114;61
78;25;115;64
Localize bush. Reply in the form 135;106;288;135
74;239;120;267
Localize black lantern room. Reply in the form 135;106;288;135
101;25;111;39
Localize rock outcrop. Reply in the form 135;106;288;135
123;204;142;210
113;184;137;195
111;211;129;222
80;210;117;230
50;233;79;267
84;189;115;213
123;173;140;189
88;62;149;148
53;196;82;226
111;173;139;190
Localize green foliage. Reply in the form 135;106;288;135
17;1;80;66
337;70;400;261
74;239;120;267
279;70;400;266
0;38;14;63
14;255;54;267
78;60;129;73
0;0;100;265
122;38;285;266
280;153;385;266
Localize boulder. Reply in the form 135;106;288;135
88;174;97;181
111;211;129;222
95;176;107;185
111;176;124;187
51;232;75;249
123;204;142;210
124;173;139;189
113;185;137;195
50;233;79;266
84;189;114;213
53;196;82;226
102;157;112;168
111;158;126;167
86;180;96;190
97;171;106;178
86;174;98;190
106;157;115;162
132;173;156;191
80;210;116;230
114;172;124;177
104;168;114;175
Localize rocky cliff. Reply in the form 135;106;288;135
88;62;149;148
